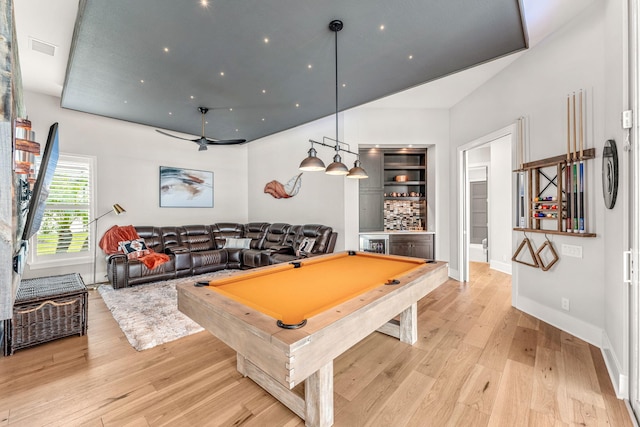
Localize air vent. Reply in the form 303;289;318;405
29;37;56;57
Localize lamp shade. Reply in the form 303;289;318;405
299;147;326;171
347;159;368;179
112;204;126;215
325;153;349;175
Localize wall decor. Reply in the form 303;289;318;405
159;166;213;208
602;139;618;209
264;173;303;199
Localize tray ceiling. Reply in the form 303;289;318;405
61;0;527;143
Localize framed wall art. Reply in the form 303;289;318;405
159;166;213;208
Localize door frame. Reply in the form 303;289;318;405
630;0;639;418
457;123;515;283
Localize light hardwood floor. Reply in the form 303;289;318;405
0;262;633;426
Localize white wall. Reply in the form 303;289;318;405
344;108;450;258
247;107;451;258
450;0;627;389
247;114;347;248
489;135;512;274
22;91;249;282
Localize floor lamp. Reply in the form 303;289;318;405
88;203;125;289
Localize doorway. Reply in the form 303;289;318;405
458;125;515;282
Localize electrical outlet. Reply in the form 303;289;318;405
561;244;582;258
561;297;570;311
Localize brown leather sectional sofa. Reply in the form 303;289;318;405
106;222;337;289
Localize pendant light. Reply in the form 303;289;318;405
299;20;367;180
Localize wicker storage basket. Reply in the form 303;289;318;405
3;273;87;356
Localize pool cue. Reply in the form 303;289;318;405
566;95;572;232
572;93;578;232
579;90;585;233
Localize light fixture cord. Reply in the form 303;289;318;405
334;23;339;151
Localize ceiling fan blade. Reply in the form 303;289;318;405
205;138;247;145
156;129;198;142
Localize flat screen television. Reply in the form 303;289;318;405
22;122;60;241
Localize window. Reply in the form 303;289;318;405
30;154;95;267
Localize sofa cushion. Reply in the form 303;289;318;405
135;226;164;252
180;225;215;252
244;222;269;249
211;223;244;249
263;223;290;249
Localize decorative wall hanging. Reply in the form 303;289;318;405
602;139;618;209
534;236;559;271
159;166;213;207
264;173;303;199
512;235;539;268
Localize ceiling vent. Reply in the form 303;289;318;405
29;37;56;57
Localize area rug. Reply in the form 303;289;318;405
98;270;238;351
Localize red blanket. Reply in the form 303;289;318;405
99;225;170;270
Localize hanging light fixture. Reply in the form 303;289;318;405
299;20;367;179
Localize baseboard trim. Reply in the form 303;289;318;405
515;295;602;347
489;259;512;275
601;332;628;399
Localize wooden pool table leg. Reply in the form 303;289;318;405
399;302;418;344
236;354;334;427
305;361;334;427
376;302;418;344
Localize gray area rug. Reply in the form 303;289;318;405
98;270;237;351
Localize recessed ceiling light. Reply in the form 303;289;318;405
140;79;144;83
205;121;209;124
220;71;224;76
235;129;239;132
200;0;208;7
295;103;300;108
124;100;128;104
308;64;312;69
262;118;265;121
262;89;266;94
408;54;413;60
342;83;346;87
190;95;195;99
169;112;172;115
264;37;269;44
380;24;385;30
163;47;169;53
229;108;233;111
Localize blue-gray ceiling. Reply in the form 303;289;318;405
62;0;527;144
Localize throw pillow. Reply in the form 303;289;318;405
119;238;148;254
297;237;316;257
119;239;151;259
224;237;252;249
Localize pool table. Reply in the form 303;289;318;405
177;251;448;427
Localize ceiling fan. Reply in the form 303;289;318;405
156;107;246;151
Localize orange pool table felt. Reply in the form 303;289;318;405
206;251;427;326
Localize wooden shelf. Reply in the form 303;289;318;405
514;228;596;238
514;148;597;238
384;165;425;170
384;181;425;186
515;148;595;171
